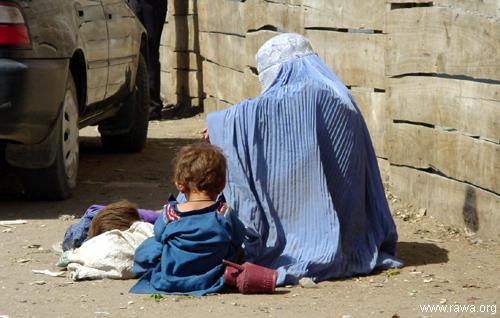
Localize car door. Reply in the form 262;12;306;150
74;0;109;106
101;0;140;100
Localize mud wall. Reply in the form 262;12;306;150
161;0;499;239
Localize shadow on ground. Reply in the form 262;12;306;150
397;241;449;266
0;136;194;219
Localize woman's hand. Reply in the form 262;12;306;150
201;128;210;142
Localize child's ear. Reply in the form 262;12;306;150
175;181;186;193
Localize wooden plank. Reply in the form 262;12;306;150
160;71;204;107
389;165;500;240
303;0;386;31
377;158;390;184
160;46;200;71
200;32;245;71
160;22;169;46
351;88;388;158
160;70;175;104
175;95;203;108
386;0;499;17
386;7;500;80
202;61;245;104
160;69;203;98
243;67;262;99
165;15;199;52
204;95;233;113
248;30;386;89
198;0;245;35
387;123;500;193
160;45;171;72
245;30;280;68
245;0;304;33
388;76;500;141
168;0;197;15
306;30;386;89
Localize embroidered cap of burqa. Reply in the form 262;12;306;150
207;33;402;285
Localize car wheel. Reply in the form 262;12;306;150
21;73;79;200
100;54;149;152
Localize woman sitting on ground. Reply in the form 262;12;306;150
205;33;402;285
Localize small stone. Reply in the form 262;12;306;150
439;299;447;304
127;301;134;305
462;284;480;289
2;228;12;233
467;296;481;303
59;215;75;221
470;239;483;245
385;268;402;276
424;238;444;243
26;244;41;249
416;208;427;217
299;277;318;288
423;278;433;283
231;302;237;306
17;259;31;263
30;281;46;285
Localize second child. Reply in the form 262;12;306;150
130;143;245;296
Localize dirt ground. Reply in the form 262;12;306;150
0;116;498;318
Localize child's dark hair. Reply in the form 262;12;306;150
174;143;227;196
87;200;140;239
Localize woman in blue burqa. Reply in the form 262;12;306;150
206;33;402;285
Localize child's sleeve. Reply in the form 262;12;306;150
61;205;103;251
224;207;246;248
132;237;163;276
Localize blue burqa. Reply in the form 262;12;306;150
206;34;401;285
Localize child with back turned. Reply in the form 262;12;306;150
130;143;245;296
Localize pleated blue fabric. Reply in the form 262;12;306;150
207;54;402;285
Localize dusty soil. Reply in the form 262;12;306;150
0;116;498;318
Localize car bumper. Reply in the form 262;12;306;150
0;58;68;144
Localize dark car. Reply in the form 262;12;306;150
0;0;149;199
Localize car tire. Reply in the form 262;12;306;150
100;54;149;152
21;73;79;200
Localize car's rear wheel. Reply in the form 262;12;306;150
99;54;149;152
21;73;79;200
